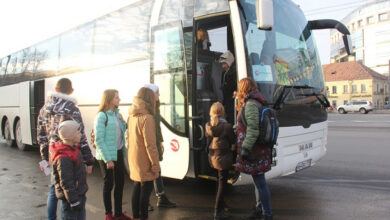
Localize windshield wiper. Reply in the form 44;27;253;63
297;93;330;108
273;85;314;110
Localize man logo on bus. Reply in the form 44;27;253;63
170;139;180;152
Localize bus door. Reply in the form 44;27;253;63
29;80;45;145
192;14;238;180
150;21;190;180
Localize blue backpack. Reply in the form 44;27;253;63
241;99;279;148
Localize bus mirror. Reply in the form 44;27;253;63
256;0;273;30
343;35;353;55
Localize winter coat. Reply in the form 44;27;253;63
155;104;164;161
206;118;236;170
94;108;126;163
221;64;237;123
37;92;94;166
50;142;87;205
127;97;160;182
235;90;272;175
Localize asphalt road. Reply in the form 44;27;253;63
0;113;389;220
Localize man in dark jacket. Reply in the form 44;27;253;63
51;120;87;220
220;50;237;124
37;78;94;220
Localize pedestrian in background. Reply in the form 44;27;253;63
235;78;273;220
206;102;236;220
50;120;87;220
37;78;94;220
94;89;131;220
127;87;160;220
144;84;176;210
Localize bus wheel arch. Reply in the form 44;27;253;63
14;118;28;151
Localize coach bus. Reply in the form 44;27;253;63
0;0;351;182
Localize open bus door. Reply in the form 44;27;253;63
150;21;190;180
192;14;240;183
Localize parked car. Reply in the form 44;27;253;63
337;101;374;114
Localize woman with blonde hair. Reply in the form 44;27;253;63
197;28;211;50
94;89;131;220
235;78;273;220
206;102;236;220
127;87;160;220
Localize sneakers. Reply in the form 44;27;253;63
115;213;133;220
105;213;115;220
245;208;263;220
157;194;176;208
214;210;230;220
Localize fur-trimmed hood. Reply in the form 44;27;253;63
45;92;78;116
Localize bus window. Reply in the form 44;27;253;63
208;27;227;53
59;23;94;73
0;56;9;76
159;0;194;27
34;37;59;78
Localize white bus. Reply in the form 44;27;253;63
0;0;351;182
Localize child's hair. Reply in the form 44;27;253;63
209;102;225;126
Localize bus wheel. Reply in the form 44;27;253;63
15;120;27;151
3;120;14;147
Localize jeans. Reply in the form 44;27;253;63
252;174;272;216
98;150;125;216
47;179;58;220
132;181;154;220
60;196;86;220
215;169;229;212
153;172;164;196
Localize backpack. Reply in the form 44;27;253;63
90;112;108;149
241;99;279;148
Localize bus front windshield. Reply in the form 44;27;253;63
238;0;325;105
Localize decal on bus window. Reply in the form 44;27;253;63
170;139;180;152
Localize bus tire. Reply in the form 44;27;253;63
3;119;14;147
15;120;28;151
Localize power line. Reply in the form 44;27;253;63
305;4;365;16
303;0;366;14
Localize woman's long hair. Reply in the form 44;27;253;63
236;78;258;111
209;102;225;126
98;89;118;113
136;87;156;115
197;28;209;41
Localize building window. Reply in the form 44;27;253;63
361;84;366;93
332;100;337;108
385;85;388;94
343;85;348;93
377;84;380;93
352;85;357;93
379;13;388;21
344;100;348;104
358;19;363;27
367;16;374;24
332;86;337;94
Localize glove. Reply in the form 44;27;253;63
70;201;83;212
241;147;250;161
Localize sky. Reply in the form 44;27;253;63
0;0;371;65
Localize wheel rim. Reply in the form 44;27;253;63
4;122;12;146
16;122;23;149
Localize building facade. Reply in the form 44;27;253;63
330;0;390;77
323;62;389;109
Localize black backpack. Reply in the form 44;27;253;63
241;99;279;148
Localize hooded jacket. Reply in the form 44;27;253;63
235;90;272;175
50;142;87;205
127;97;160;182
37;92;94;166
94;108;126;163
206;118;236;170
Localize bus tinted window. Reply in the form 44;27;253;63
159;0;194;27
34;37;59;78
59;23;94;73
0;56;9;76
194;0;229;17
94;0;152;68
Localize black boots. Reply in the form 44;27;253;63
214;210;230;220
245;207;263;220
157;194;176;208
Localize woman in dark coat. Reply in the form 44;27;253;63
206;102;236;220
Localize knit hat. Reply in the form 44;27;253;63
58;120;80;142
219;50;235;67
144;84;159;93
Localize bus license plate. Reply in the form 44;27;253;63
296;159;312;172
